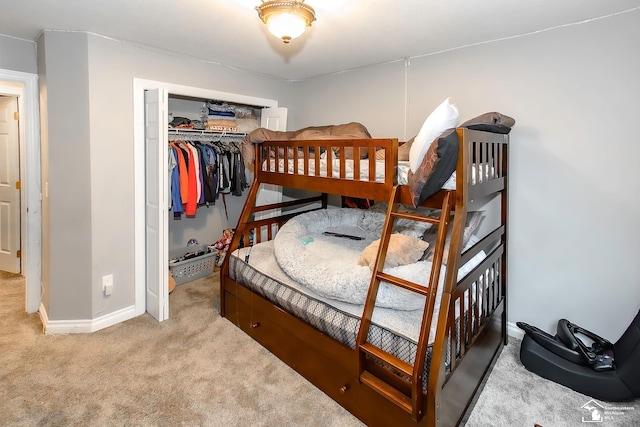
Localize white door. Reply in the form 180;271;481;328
144;89;169;321
255;107;288;223
0;96;20;274
261;107;287;131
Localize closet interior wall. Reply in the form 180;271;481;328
167;96;260;252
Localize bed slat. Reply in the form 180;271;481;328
361;371;413;414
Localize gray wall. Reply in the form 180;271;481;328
38;32;93;319
37;31;291;320
0;34;37;74
291;10;640;340
288;60;408;141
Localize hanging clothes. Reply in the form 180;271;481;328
168;136;246;218
169;146;183;216
183;143;199;217
233;151;247;196
196;143;218;204
168;147;176;210
170;142;189;204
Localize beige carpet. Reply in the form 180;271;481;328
463;336;640;426
0;271;361;426
1;271;639;426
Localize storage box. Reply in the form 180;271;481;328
168;245;216;285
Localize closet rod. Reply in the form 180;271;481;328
168;128;246;143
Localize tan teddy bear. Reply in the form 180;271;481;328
358;233;429;269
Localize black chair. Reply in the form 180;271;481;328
517;309;640;402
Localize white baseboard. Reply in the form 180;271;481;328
507;320;524;340
39;303;137;334
36;306;525;337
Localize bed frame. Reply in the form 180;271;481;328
220;128;509;426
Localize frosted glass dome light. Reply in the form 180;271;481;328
266;13;307;42
257;1;316;44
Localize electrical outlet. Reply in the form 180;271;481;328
102;274;114;296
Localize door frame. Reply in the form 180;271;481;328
0;69;41;314
132;78;279;318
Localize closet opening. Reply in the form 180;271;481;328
165;95;262;293
134;78;286;322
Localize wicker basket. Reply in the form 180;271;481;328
168;245;216;285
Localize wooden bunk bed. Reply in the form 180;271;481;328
220;128;509;427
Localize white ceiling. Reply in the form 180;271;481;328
1;0;639;80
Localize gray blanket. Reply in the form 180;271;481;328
273;208;432;310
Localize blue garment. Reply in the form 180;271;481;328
170;147;184;215
202;145;219;202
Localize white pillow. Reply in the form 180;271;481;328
409;98;460;172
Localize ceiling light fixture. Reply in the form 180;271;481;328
256;1;316;44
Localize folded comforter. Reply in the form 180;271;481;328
241;122;372;168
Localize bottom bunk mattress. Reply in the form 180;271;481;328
227;209;489;386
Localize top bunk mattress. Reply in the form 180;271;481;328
262;158;493;189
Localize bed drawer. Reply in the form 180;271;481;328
222;277;248;300
223;285;433;427
224;286;353;370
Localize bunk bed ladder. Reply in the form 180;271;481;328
356;186;455;422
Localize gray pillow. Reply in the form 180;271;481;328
360;202;434;239
421;211;484;264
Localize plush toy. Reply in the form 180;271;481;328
168;269;176;293
213;228;234;266
358;233;429;269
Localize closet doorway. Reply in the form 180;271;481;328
134;79;286;321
